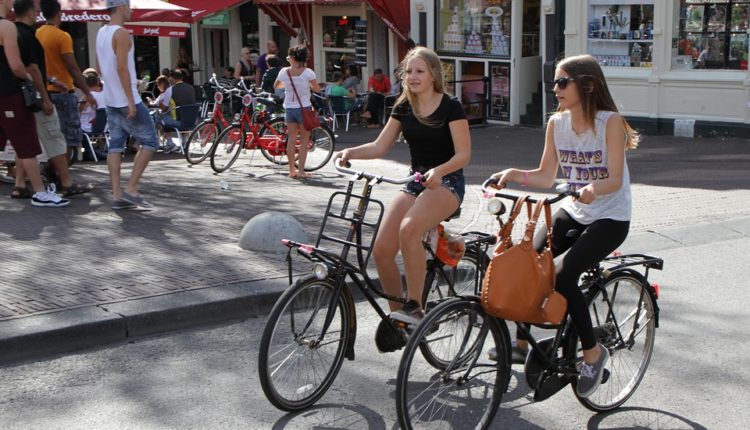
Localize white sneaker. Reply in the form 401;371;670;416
31;184;70;207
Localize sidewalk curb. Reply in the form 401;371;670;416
0;277;290;365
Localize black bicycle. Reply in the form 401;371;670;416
395;179;663;429
257;161;495;412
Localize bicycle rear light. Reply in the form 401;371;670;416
313;263;329;280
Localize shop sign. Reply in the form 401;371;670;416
125;25;188;38
36;11;112;22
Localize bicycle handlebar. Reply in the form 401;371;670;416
481;178;579;204
335;159;423;184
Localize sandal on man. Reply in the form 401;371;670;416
60;183;95;197
10;186;32;199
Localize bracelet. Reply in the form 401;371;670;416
521;171;528;187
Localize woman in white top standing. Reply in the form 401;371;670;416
274;45;321;179
489;54;640;399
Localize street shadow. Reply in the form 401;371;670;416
271;403;387;430
587;406;708;429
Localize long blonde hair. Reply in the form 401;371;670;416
393;46;446;127
556;54;640;149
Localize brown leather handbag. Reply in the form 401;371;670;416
480;196;567;325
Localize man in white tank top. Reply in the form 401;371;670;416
95;0;158;210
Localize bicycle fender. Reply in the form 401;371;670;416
340;283;357;361
604;269;659;328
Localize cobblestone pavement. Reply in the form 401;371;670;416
1;125;748;322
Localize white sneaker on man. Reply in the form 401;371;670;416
31;184;70;207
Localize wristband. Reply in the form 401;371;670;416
521;171;528;187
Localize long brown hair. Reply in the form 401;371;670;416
556;54;639;149
393;46;446;127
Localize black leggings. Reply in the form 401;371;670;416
516;209;629;350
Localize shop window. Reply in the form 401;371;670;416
441;59;456;96
587;1;655;68
673;1;749;70
321;16;360;82
437;1;512;58
240;3;260;51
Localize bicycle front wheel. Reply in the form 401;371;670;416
570;270;657;412
299;125;335;172
396;297;508;430
210;124;244;173
258;276;350;412
184;121;220;165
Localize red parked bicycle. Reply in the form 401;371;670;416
183;75;233;165
209;87;335;174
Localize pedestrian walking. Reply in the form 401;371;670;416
12;0;93;198
37;0;96;163
95;0;159;209
0;0;68;207
256;40;279;86
274;45;321;179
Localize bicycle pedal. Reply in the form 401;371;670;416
601;368;610;384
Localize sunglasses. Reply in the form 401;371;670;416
551;77;575;89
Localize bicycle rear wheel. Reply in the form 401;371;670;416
184;121;220;165
299;125;335;172
396;297;508;429
210;124;244;173
258;276;350;412
258;117;289;165
422;250;487;309
570;270;657;412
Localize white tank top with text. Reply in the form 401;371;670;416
95;25;140;108
553;110;631;223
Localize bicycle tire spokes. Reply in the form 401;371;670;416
398;299;504;429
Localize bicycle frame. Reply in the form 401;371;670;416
282;165;424;358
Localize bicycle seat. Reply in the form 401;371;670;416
256;97;277;108
444;207;461;222
565;229;581;239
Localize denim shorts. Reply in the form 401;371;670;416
50;92;83;147
402;167;465;205
284;107;304;124
106;103;159;153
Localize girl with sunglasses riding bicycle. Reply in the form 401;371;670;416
334;46;471;350
488;54;640;398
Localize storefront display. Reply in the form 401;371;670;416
437;0;512;58
674;1;749;70
587;1;655;68
321;15;360;82
489;62;510;122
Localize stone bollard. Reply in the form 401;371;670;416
239;211;307;254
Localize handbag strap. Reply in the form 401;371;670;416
522;198;553;248
493;194;530;254
286;68;304;106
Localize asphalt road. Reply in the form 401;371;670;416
0;230;747;429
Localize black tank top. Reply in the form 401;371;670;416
0;17;21;95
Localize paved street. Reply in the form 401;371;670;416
1;123;749;427
0;233;748;429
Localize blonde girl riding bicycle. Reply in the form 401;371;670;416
334;46;471;349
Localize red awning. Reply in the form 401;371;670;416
170;0;246;23
125;24;188;38
366;0;409;41
256;2;313;41
39;0;192;23
254;0;359;4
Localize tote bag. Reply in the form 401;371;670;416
480;196;567;325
